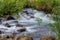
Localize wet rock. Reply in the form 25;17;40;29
17;36;33;40
16;23;23;27
23;11;29;15
17;28;26;32
5;23;11;28
6;36;10;39
0;31;3;34
2;36;12;40
41;36;56;40
30;16;35;18
0;34;12;39
23;10;33;16
6;15;15;20
13;21;18;23
0;18;2;24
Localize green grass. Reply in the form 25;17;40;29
0;0;28;17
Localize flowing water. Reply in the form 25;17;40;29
0;8;55;40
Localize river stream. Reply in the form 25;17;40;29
0;8;55;40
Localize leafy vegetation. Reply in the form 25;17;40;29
49;17;59;40
0;0;28;17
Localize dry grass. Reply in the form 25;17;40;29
0;35;33;40
41;36;56;40
28;0;59;14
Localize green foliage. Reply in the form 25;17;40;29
50;0;60;39
0;0;28;17
49;21;60;40
49;9;60;40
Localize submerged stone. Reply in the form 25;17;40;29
23;11;29;15
0;31;3;34
30;16;35;18
16;23;23;27
5;23;11;28
17;28;26;32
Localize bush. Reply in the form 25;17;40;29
0;0;28;17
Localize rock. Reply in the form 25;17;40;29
17;28;26;32
6;36;10;39
17;36;33;40
30;16;35;18
23;11;32;16
41;36;56;40
0;31;3;34
16;23;23;27
0;35;12;40
23;11;29;15
6;15;15;20
3;36;12;40
5;23;11;28
13;21;18;23
0;18;2;24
